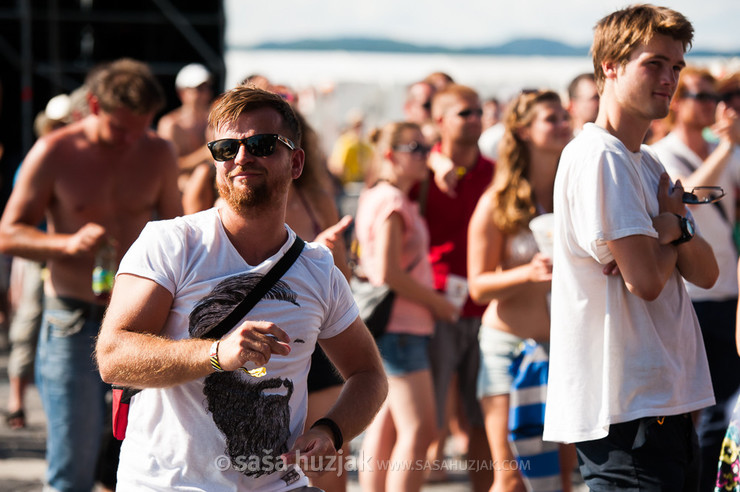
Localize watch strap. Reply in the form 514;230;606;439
311;417;343;450
671;213;693;245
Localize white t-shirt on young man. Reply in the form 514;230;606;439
115;208;358;492
543;123;714;444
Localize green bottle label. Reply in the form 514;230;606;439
92;266;114;295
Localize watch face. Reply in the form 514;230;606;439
685;218;695;237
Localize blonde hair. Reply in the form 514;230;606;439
492;90;561;234
592;4;693;93
366;121;420;185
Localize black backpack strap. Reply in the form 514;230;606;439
113;384;142;404
204;235;305;340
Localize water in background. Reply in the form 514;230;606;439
225;49;736;155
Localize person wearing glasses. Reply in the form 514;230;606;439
180;82;357;492
544;5;719;490
718;71;740;115
468;89;574;492
95;86;388;491
355;121;458;492
416;83;495;491
0;58;183;492
650;66;740;491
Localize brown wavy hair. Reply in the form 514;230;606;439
492;90;561;235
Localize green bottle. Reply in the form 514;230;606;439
92;239;117;302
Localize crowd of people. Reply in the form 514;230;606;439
1;4;740;492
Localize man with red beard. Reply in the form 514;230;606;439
96;86;388;491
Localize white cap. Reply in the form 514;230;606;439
175;63;211;89
45;94;72;121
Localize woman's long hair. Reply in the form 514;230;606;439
492;90;561;235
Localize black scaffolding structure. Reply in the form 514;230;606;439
0;0;226;211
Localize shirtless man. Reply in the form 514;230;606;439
157;62;214;190
0;58;182;492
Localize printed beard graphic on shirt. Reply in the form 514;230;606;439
203;372;294;477
188;272;300;477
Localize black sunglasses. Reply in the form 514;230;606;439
393;141;431;155
207;134;296;161
720;90;740;103
681;186;726;205
681;91;719;103
457;108;483;118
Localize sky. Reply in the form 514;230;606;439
225;0;740;52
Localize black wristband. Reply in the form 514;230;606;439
311;417;343;450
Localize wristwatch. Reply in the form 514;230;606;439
672;213;695;245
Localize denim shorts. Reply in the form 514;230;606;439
376;333;430;377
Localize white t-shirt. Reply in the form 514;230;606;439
115;208;359;492
543;123;714;444
652;132;740;301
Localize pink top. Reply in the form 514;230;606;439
354;182;435;336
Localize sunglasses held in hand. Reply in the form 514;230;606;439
207;134;296;161
681;186;725;205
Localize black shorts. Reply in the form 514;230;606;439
575;414;700;491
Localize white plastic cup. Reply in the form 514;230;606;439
529;213;555;257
